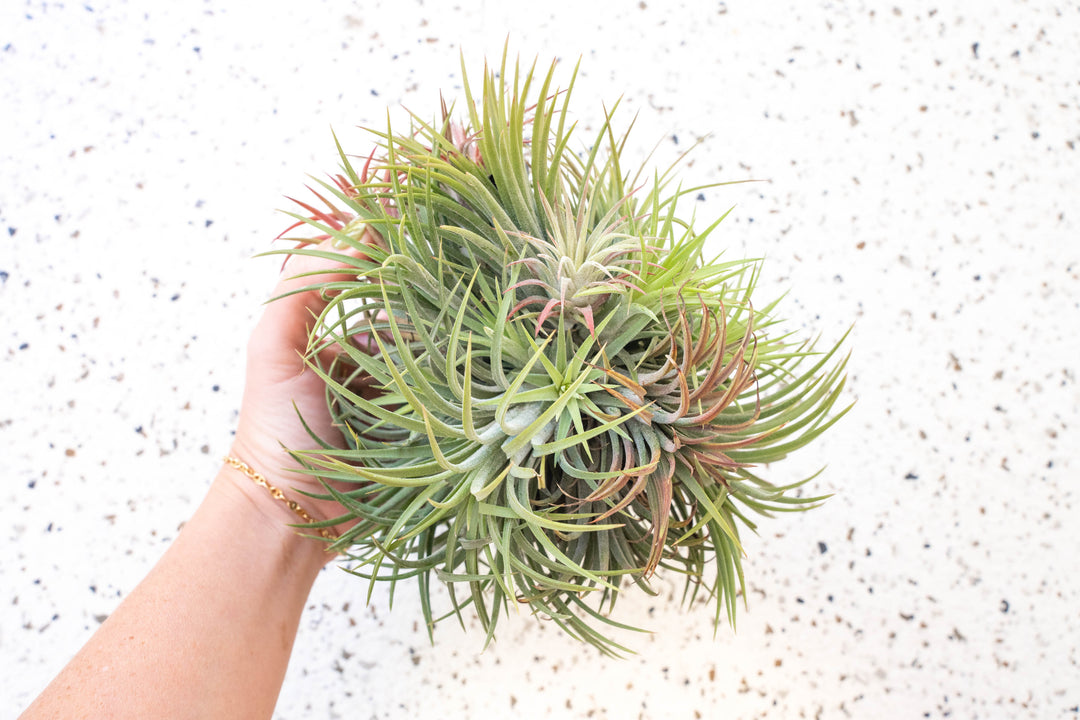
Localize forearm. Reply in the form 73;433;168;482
21;467;329;720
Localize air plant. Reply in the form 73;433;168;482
273;52;850;655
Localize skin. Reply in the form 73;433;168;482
22;240;365;720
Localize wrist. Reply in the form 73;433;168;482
218;450;340;567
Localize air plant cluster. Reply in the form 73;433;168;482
275;54;850;654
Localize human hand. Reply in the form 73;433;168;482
226;234;378;557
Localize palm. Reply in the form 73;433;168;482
231;247;371;528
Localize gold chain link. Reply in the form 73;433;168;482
223;456;338;542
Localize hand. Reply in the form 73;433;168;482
227;235;374;554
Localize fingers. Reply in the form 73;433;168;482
271;236;369;319
255;232;381;361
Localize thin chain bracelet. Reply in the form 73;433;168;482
223;456;339;542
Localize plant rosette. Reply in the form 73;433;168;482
271;53;851;655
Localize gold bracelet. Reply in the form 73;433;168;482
223;455;339;542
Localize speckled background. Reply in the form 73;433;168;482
3;1;1077;718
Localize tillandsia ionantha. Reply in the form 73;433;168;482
271;52;851;655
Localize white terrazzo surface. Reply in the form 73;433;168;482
2;1;1078;718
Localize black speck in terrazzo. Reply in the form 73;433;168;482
205;219;213;227
905;472;918;480
371;89;379;96
212;384;220;392
696;193;705;201
818;541;828;554
0;270;8;283
971;42;979;59
19;342;29;350
671;134;679;145
1000;599;1009;613
27;480;36;489
7;227;15;236
170;293;180;301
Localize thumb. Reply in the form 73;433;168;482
255;232;382;360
